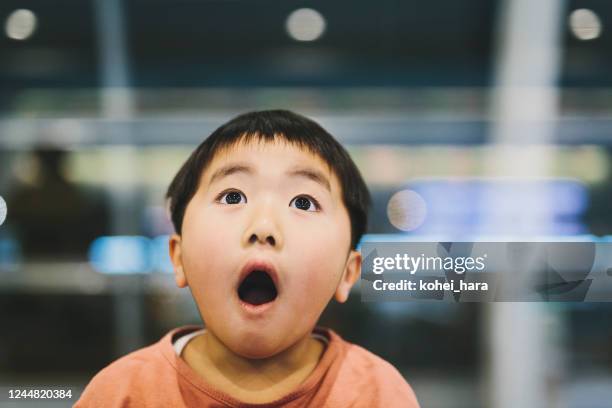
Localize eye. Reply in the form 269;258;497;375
218;190;247;205
289;195;320;212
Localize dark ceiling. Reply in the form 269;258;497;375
0;0;609;92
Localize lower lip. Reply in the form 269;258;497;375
238;298;277;315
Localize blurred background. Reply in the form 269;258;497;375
1;0;612;407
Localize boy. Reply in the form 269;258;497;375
76;110;420;407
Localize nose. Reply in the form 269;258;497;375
242;198;284;250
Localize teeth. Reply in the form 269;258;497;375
238;270;277;305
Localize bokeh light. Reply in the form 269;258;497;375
386;189;428;232
5;9;37;41
0;195;7;226
569;8;602;41
285;8;326;42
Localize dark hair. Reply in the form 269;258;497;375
166;110;370;250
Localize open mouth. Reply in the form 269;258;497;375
238;270;278;306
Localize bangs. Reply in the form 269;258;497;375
215;132;329;169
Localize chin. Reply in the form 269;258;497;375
228;335;284;359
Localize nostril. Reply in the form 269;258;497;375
249;233;276;246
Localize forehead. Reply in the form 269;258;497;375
202;138;338;185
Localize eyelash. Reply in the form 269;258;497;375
215;189;321;211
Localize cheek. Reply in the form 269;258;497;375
286;216;351;301
181;207;240;294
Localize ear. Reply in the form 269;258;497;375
334;250;361;303
169;234;188;288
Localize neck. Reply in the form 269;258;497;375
184;329;325;402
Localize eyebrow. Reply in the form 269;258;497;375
208;162;331;193
208;163;253;185
287;166;331;193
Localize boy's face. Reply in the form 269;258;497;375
170;139;361;358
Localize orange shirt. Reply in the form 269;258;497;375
75;326;420;407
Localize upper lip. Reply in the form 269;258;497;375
236;258;281;294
